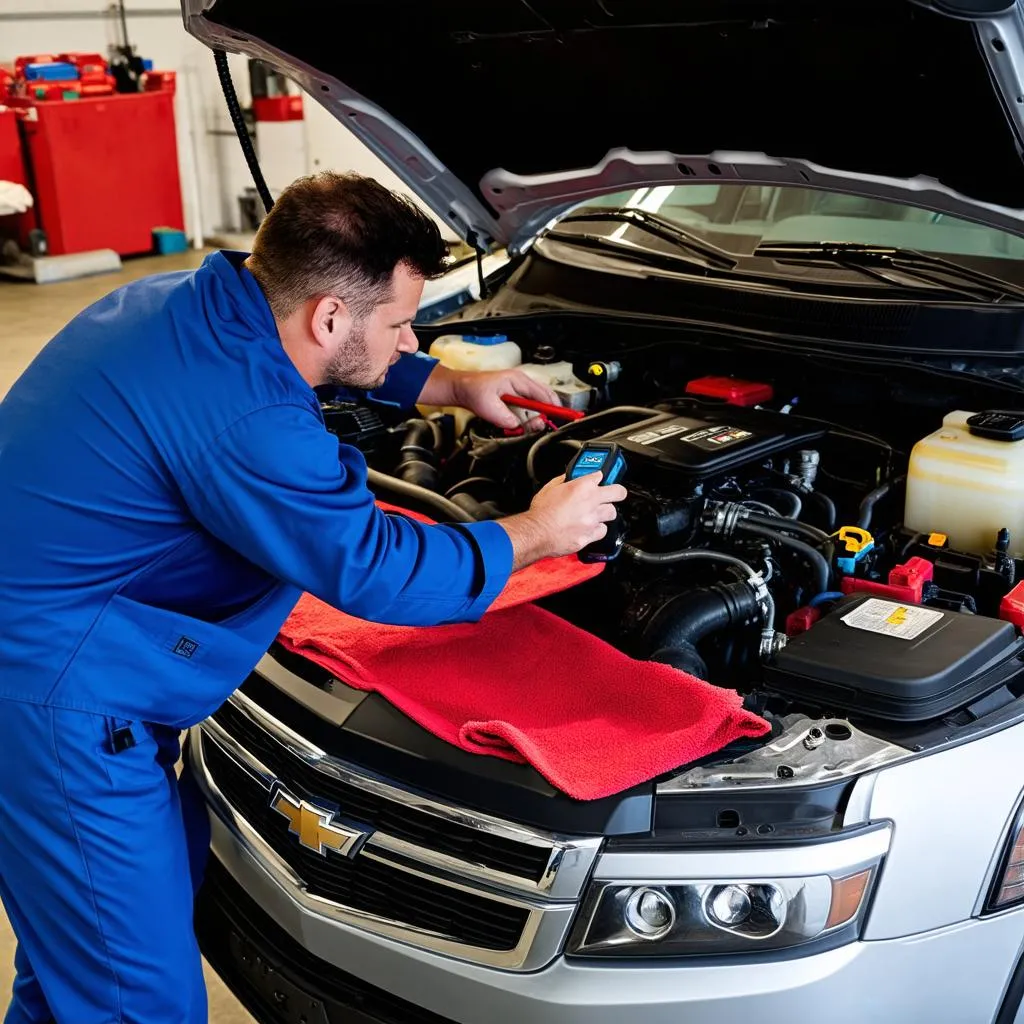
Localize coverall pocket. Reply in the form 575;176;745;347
94;715;162;790
47;586;296;729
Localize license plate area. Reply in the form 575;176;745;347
229;930;330;1024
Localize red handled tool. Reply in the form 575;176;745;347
501;394;586;422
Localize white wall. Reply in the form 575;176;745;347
302;94;457;240
0;0;456;242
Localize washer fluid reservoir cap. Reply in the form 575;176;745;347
966;410;1024;442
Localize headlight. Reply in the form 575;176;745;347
985;799;1024;913
567;868;877;958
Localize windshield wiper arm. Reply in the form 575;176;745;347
553;209;738;269
754;241;1024;302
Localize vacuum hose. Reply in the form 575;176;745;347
739;511;831;547
805;490;837;532
753;488;802;519
703;501;831;595
526;406;662;484
732;522;831;596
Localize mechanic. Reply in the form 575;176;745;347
0;171;626;1024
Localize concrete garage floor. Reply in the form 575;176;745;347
0;250;255;1021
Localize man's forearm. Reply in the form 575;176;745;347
416;364;460;407
498;512;554;572
494;474;624;571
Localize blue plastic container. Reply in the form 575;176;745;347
152;228;188;255
23;62;79;82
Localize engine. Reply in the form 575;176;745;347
321;352;1024;730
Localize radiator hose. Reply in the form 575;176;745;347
857;476;906;531
365;469;476;523
643;582;761;680
395;419;440;491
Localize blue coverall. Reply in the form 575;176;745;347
0;250;513;1023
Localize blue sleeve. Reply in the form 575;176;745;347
177;403;513;626
332;350;439;410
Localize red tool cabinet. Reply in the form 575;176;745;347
0;106;36;249
13;88;184;256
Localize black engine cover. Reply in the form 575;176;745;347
599;404;826;479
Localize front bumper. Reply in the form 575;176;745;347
201;809;1024;1024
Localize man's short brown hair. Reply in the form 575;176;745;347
247;171;449;320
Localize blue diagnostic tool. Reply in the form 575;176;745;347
565;443;628;563
566;442;627;485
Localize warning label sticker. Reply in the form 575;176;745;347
678;426;754;451
626;423;690;445
841;599;942;641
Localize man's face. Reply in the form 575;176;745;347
324;263;424;389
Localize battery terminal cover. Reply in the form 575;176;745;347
684;376;774;407
999;581;1024;630
840;556;934;605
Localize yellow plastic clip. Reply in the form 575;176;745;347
837;526;874;554
928;532;948;547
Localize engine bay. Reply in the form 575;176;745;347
318;323;1024;742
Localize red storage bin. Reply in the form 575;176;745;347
0;106;36;248
14;55;58;79
252;95;303;121
14;89;184;256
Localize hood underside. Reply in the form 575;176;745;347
184;0;1024;249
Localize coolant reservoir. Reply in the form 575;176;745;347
519;361;592;412
904;410;1024;556
428;333;522;372
416;333;523;434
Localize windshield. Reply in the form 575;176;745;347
561;184;1024;266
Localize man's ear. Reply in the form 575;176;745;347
310;295;353;352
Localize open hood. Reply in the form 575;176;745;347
183;0;1024;251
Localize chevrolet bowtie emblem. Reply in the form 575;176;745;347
270;786;370;858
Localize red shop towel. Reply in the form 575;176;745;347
278;505;770;800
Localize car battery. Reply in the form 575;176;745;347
12;85;184;256
764;593;1024;721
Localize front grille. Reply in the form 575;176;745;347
203;737;530;952
197;858;454;1024
211;700;549;882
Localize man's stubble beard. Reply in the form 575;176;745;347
323;319;388;390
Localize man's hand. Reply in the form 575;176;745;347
500;474;628;570
419;365;560;431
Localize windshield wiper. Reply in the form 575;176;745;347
550;209;738;270
753;241;1024;303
